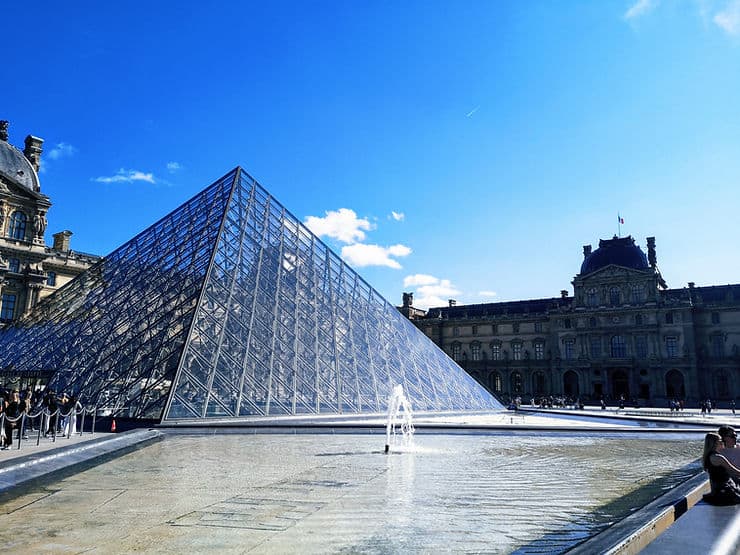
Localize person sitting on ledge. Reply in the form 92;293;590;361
702;432;740;505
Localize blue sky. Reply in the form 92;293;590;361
4;1;740;309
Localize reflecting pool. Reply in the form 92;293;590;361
0;433;703;554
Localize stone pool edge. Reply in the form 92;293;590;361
566;471;709;554
0;429;163;496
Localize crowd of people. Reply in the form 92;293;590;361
702;425;740;505
0;387;83;450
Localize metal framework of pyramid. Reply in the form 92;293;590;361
0;168;500;421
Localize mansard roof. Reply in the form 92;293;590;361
425;297;573;320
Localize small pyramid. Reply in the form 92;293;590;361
0;168;500;421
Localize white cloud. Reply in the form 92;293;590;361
403;274;439;287
714;0;740;34
340;243;411;269
47;142;77;160
624;0;658;20
93;168;156;184
403;274;462;310
479;290;498;298
304;208;373;244
390;211;405;221
166;161;182;173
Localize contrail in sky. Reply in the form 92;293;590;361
466;105;480;118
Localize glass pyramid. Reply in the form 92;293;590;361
0;168;500;421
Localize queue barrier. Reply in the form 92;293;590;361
0;405;99;452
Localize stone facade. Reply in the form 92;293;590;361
402;235;739;407
0;120;101;324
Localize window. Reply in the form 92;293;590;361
665;311;674;324
492;373;502;393
564;339;575;360
589;317;597;328
534;342;545;360
8;258;20;273
512;323;520;334
635;336;648;359
491;324;498;334
534;322;543;333
635;314;643;326
611;335;626;358
472;325;478;336
1;293;17;320
711;335;724;358
471;342;481;361
491;343;501;360
711;312;720;325
587;288;599;307
590;336;602;358
511;372;523;393
451;343;461;361
453;326;460;337
665;336;678;358
512;343;522;360
563;318;571;329
610;287;621;306
46;271;57;286
8;211;27;240
533;372;546;394
631;284;644;304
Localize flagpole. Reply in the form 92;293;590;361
617;213;621;237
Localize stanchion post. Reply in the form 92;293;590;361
80;409;86;437
17;413;25;450
92;409;97;436
36;411;43;446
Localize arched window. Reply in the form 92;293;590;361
8;211;27;240
609;287;621;306
47;271;57;286
491;372;502;393
451;342;461;362
471;342;481;361
532;371;546;394
631;284;645;304
587;288;599;307
665;369;685;398
610;335;626;358
511;371;523;393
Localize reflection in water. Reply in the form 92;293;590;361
0;433;704;554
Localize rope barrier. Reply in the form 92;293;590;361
1;405;100;453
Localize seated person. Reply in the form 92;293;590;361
718;426;740;472
703;432;740;505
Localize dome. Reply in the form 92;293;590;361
0;129;41;192
580;235;649;275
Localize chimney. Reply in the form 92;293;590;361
583;244;592;258
646;237;656;268
402;292;413;308
0;120;8;142
561;290;568;298
23;135;44;174
688;282;695;289
53;230;73;252
448;299;456;307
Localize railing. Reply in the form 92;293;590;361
0;405;99;452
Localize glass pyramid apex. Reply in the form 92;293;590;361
0;167;500;422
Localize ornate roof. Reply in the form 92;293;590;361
0;132;40;192
580;235;649;275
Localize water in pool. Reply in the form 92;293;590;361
0;433;703;553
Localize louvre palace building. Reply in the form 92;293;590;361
0;120;101;326
401;235;739;407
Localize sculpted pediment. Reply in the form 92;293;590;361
579;264;650;282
